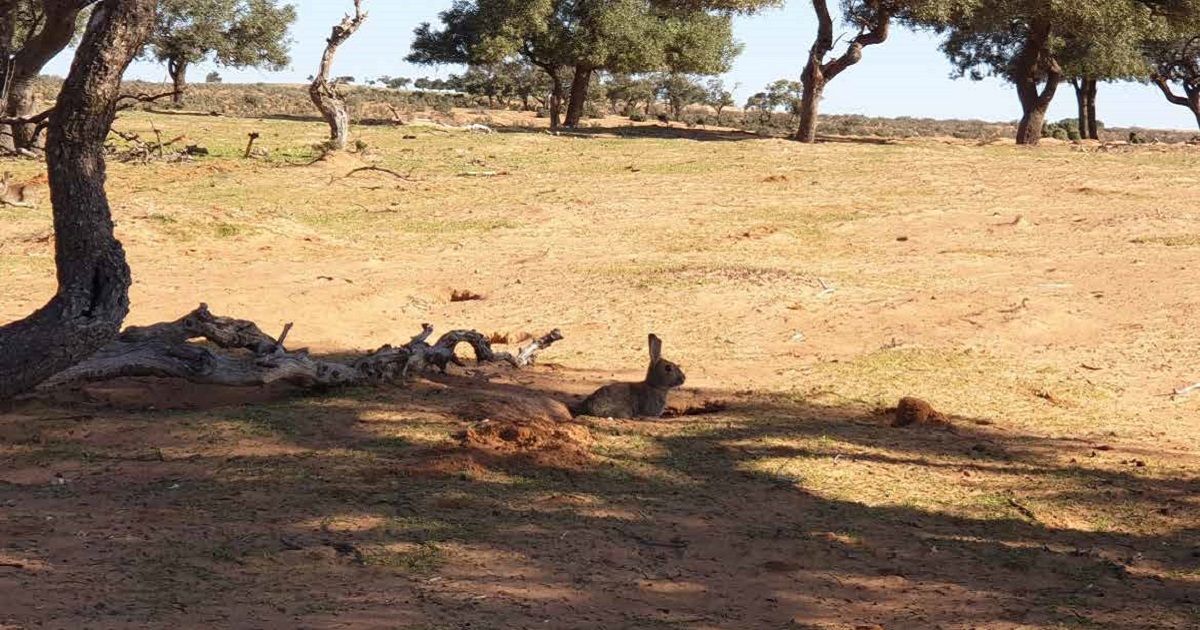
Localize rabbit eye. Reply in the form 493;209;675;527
664;365;673;372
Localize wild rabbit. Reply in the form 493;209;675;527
570;334;686;419
0;172;37;208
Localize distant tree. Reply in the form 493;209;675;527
205;70;223;83
657;73;707;118
146;0;297;104
1056;11;1161;140
744;91;774;123
0;0;91;152
606;74;660;115
378;76;413;90
408;0;764;129
795;0;898;142
765;78;804;119
310;0;366;151
704;78;736;118
907;0;1169;145
334;75;356;84
1147;35;1200;129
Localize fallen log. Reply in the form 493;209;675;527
39;304;563;390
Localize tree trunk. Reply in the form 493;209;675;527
0;1;15;153
0;0;157;401
168;56;188;105
797;58;825;142
564;66;592;128
1013;20;1061;146
1085;79;1098;140
1;0;96;152
6;78;38;148
309;0;367;152
1072;79;1089;139
546;69;563;129
794;0;890;143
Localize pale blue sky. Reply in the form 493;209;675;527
43;0;1199;130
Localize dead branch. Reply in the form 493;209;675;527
244;132;260;158
116;89;183;111
38;304;564;390
516;329;564;366
109;129;189;163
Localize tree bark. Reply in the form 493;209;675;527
1085;79;1098;140
167;55;188;105
796;75;824;143
309;0;366;152
549;73;563;129
795;0;890;143
1013;19;1061;146
1072;79;1089;139
564;65;592;128
0;0;157;401
0;1;15;152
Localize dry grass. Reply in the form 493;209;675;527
2;109;1200;630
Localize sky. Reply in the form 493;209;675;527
41;0;1200;130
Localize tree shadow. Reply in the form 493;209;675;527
1;372;1198;629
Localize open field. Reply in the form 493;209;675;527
2;109;1200;629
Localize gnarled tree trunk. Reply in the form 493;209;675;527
1013;19;1061;146
564;65;592;128
0;0;158;401
309;0;366;152
795;0;891;143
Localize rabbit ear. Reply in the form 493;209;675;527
648;334;662;362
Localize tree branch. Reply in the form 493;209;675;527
822;3;892;82
1153;75;1191;106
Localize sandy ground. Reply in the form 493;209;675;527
1;110;1199;629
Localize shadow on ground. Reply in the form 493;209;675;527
1;367;1197;630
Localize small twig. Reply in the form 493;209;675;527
344;165;415;180
275;322;294;353
817;278;836;297
515;329;564;366
1007;498;1037;521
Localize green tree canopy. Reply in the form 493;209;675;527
408;0;764;128
147;0;296;104
906;0;1170;144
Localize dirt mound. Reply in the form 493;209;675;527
455;390;573;425
888;396;952;428
457;417;590;453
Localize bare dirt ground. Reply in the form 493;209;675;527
2;110;1199;629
